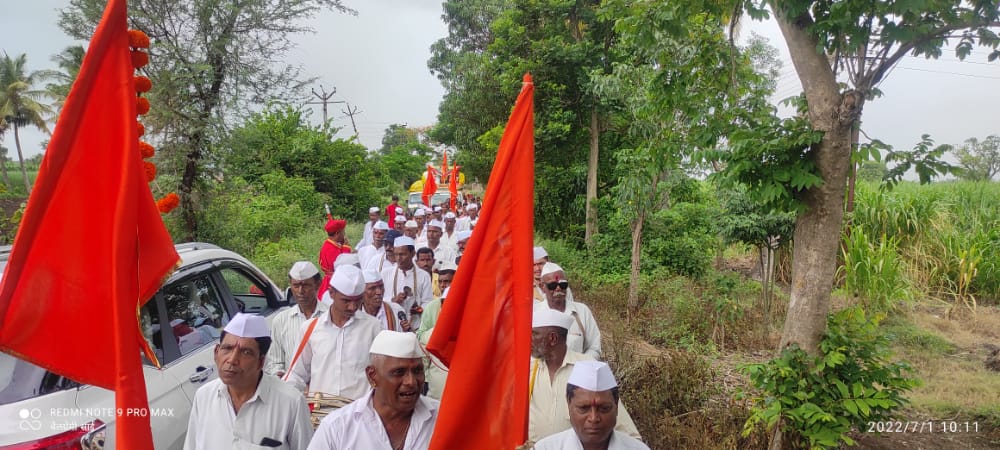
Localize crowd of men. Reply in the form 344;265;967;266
183;201;649;450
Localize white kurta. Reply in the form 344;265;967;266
534;299;602;359
358;244;389;273
306;389;440;450
358;220;377;249
440;229;459;249
533;429;650;450
365;301;409;331
184;374;313;450
284;312;382;401
380;265;433;328
427;243;456;270
529;351;640;442
266;303;329;376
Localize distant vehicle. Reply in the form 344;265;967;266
0;243;288;449
407;191;459;211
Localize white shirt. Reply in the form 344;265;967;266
529;351;640;442
358;244;389;273
440;229;459;249
456;216;471;232
285;312;382;401
359;220;377;249
307;388;440;450
427;243;456;270
534;299;602;359
184;374;313;450
534;429;650;450
414;227;428;248
365;301;408;331
380;264;433;328
266;303;328;376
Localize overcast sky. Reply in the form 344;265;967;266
2;0;998;161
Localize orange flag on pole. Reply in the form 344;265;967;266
0;0;179;448
422;164;438;207
448;163;459;211
427;73;534;450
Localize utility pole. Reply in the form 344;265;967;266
341;102;362;138
306;85;345;124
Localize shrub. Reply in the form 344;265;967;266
740;307;919;449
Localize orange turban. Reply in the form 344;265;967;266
325;219;346;233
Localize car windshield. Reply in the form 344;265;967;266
0;353;51;405
408;192;456;209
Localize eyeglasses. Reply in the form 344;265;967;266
545;281;569;291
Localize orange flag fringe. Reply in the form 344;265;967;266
0;0;179;448
422;164;438;207
427;73;535;449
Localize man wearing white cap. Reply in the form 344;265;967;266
533;246;550;302
534;361;649;450
424;219;456;270
266;262;329;377
403;220;419;239
454;229;472;263
393;214;407;232
529;309;639;442
380;235;433;330
361;270;410;332
535;262;601;359
358;220;391;273
185;313;313;450
359;206;382;249
441;211;459;249
456;203;479;231
432;205;443;221
413;209;429;247
308;331;440;450
285;265;382;401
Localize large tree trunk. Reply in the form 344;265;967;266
770;4;861;356
585;108;599;244
13;125;30;194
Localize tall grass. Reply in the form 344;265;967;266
852;181;1000;308
840;227;911;311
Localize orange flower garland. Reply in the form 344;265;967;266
139;141;155;158
137;97;150;115
134;76;152;93
156;193;180;214
129;28;178;215
137;122;145;136
128;29;150;48
131;50;149;69
143;161;157;182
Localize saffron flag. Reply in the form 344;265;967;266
0;0;179;448
448;163;460;211
422;164;438;207
427;73;534;449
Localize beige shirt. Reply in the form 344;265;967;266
266;303;328;376
284;312;382;401
534;429;650;450
528;351;640;442
184;374;313;450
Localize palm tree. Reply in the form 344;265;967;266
0;144;11;187
0;52;53;194
46;45;85;112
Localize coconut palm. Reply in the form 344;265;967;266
0;52;54;194
46;45;85;112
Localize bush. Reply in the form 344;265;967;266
740;307;919;449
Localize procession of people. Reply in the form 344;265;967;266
183;199;648;450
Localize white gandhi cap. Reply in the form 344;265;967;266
533;246;548;261
334;253;359;268
362;270;382;284
370;330;424;359
405;220;418;228
427;220;444;229
288;261;319;280
374;221;390;231
414;209;426;217
395;215;407;223
224;313;270;338
456;230;472;242
329;265;366;296
369;206;380;214
394;236;415;247
540;262;565;277
444;212;457;219
567;360;618;391
532;308;574;330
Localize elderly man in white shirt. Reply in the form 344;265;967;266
285;265;382;401
534;262;602;359
358;221;391;272
380;236;433;329
184;313;313;450
358;206;382;249
529;309;640;443
308;330;440;450
423;220;456;270
455;202;479;231
267;262;329;377
440;212;460;249
534;361;649;450
413;208;429;247
361;270;410;332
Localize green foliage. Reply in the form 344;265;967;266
374;124;436;190
952;135;1000;181
856;160;887;182
740;307;919;449
220;107;381;219
718;185;796;250
882;134;956;189
840;227;911;312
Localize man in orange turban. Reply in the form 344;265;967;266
318;219;351;299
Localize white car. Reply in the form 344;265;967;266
0;243;289;449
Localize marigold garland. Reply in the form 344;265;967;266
143;161;157;182
131;50;149;69
139;141;155;158
128;29;150;48
156;193;180;214
134;76;152;93
137;122;145;136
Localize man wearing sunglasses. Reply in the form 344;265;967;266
534;262;602;359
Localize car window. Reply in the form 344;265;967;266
0;353;80;405
140;300;165;365
162;275;228;358
220;268;269;315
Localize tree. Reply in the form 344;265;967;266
376;124;435;189
0;52;53;194
59;0;354;240
954;135;1000;181
0;145;10;186
46;45;86;112
741;0;1000;360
